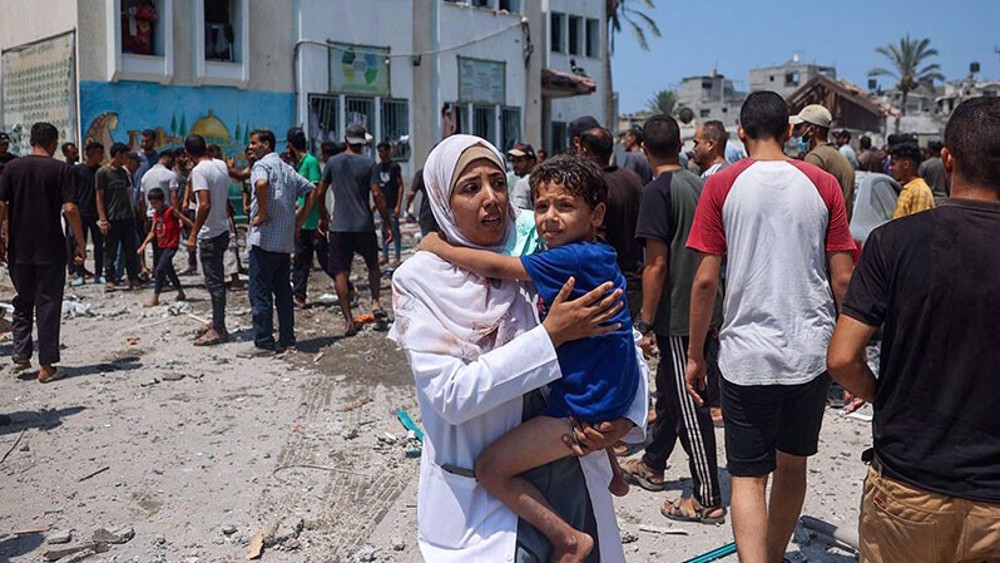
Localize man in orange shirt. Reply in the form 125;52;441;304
889;143;935;218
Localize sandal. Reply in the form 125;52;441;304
661;497;726;525
38;368;65;384
193;330;228;347
620;458;665;492
12;358;31;372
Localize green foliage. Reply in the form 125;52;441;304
869;35;945;115
646;89;676;115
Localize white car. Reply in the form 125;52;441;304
850;171;900;248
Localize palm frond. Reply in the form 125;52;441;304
868;67;897;78
627;9;662;38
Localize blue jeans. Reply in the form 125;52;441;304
248;246;294;349
381;215;401;262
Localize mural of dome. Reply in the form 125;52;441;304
190;110;230;143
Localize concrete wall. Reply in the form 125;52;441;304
0;0;77;54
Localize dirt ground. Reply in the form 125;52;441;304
0;223;867;563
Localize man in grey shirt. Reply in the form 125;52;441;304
919;140;949;197
316;124;392;336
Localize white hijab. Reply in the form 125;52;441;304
388;135;529;361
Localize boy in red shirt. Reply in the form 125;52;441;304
139;187;194;307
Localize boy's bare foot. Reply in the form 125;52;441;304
175;291;186;301
144;295;160;308
609;473;630;497
344;321;358;337
552;531;594;563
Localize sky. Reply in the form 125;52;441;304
610;0;1000;114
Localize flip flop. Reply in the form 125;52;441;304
38;368;65;384
661;497;726;525
193;332;228;347
12;358;31;372
620;458;665;492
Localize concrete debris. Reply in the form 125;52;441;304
47;529;73;544
262;516;305;548
221;524;237;535
620;530;639;544
91;525;134;544
166;302;192;316
351;544;379;562
62;300;96;319
246;529;264;560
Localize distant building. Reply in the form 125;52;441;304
540;0;607;154
787;74;897;140
674;70;746;128
749;54;836;99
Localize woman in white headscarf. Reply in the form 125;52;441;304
389;135;648;563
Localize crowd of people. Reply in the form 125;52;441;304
0;91;997;563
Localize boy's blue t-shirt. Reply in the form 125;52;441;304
520;241;640;423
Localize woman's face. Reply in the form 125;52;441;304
449;159;509;247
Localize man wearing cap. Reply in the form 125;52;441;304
790;104;856;221
834;130;858;169
316;123;393;336
889;143;935;218
507;143;536;210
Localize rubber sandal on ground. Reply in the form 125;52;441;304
38;369;65;384
12;359;31;372
661;497;726;525
620;458;665;492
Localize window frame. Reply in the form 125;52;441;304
106;0;175;83
568;15;582;56
585;18;600;58
550;12;565;53
192;0;250;88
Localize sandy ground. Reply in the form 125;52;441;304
0;223;867;563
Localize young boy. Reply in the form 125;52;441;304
420;154;640;562
139;187;193;307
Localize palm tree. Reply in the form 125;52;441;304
605;0;661;126
646;89;676;116
868;35;945;116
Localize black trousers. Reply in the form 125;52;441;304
66;216;104;277
641;333;723;508
291;228;331;300
103;219;139;282
10;263;66;366
199;232;229;333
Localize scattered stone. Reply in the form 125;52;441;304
392;541;406;551
46;529;72;544
154;535;166;545
162;373;185;382
221;524;237;535
92;525;134;544
352;544;379;562
620;530;638;544
246;529;264;560
341;427;359;440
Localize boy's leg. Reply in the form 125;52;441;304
475;416;593;560
161;249;183;293
606;447;629;496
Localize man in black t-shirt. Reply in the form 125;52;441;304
0;122;86;383
375;141;404;266
96;143;141;290
403;168;437;236
68;142;106;285
579;127;644;319
828;97;1000;562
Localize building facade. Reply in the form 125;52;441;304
674;70;746;128
2;1;610;175
749;55;836;99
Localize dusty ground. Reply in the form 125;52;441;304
0;223;867;563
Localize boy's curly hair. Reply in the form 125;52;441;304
528;153;609;209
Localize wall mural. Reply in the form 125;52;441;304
80;80;294;158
